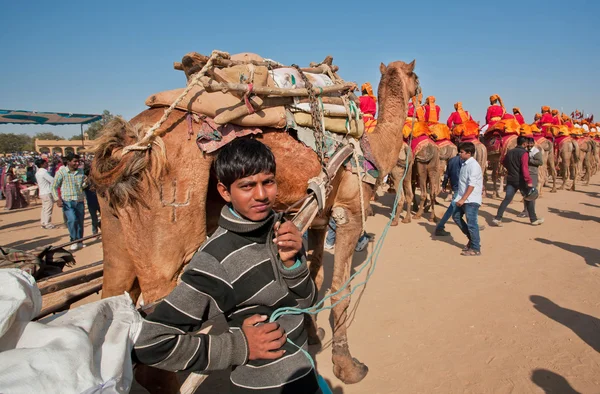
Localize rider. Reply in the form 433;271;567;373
359;82;377;133
424;96;440;123
485;94;506;129
446;102;473;129
539;106;554;138
513;108;525;125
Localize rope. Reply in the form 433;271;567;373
351;140;366;231
269;89;419;373
121;50;230;156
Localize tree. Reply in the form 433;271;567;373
84;110;117;140
0;133;34;153
34;132;63;141
70;134;83;141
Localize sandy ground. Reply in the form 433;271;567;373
1;177;599;394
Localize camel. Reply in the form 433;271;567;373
534;136;558;195
411;140;440;222
436;141;458;201
555;136;580;191
485;134;517;198
576;137;596;185
388;142;413;225
91;60;419;391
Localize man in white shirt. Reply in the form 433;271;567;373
35;159;56;229
452;142;483;256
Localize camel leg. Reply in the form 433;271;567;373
306;227;327;345
330;207;369;384
571;156;578;191
413;163;427;219
584;152;591;186
389;166;405;226
401;164;414;224
428;166;439;223
548;150;558;193
559;154;567;190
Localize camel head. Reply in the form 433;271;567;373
377;60;419;106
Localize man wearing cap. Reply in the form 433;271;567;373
360;82;377;133
485;94;506;128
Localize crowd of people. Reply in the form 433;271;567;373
1;153;100;251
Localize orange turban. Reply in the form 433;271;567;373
490;94;504;108
454;102;463;110
513;107;521;114
541;106;550;112
561;113;569;120
361;82;376;103
534;113;542;120
551;109;558;115
426;96;436;104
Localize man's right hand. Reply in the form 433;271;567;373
56;199;63;208
242;315;287;361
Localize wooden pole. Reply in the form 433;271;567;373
201;77;356;98
37;277;103;320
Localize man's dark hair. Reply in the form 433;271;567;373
35;159;45;168
527;137;535;144
214;138;276;189
459;142;476;155
517;136;528;146
65;153;81;162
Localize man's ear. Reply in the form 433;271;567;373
217;182;232;203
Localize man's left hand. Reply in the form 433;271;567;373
273;221;303;267
456;199;465;207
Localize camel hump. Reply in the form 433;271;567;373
415;139;438;163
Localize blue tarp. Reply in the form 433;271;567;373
0;109;102;125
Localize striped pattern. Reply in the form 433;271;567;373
133;206;318;393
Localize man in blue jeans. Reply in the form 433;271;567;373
435;153;462;236
492;136;544;227
452;142;483;256
52;153;86;251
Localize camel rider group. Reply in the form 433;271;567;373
357;86;600;145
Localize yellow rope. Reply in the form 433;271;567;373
121;50;230;156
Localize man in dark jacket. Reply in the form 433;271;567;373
492;136;544;226
435;153;462;236
517;137;543;219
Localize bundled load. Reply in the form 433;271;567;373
145;51;365;151
548;125;571;137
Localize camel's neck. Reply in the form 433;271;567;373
368;79;409;177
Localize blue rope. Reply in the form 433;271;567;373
269;113;416;376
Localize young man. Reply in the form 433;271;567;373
435;152;462;236
133;139;320;393
517;137;544;221
492;136;544;226
452;142;483;256
34;159;56;229
52;153;86;250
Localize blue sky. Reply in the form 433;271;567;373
1;0;598;138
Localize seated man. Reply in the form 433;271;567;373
133;139;320;393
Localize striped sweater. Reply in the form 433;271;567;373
133;206;319;393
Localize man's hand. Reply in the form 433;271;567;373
273;221;303;267
56;199;63;208
527;183;533;188
456;199;465;207
242;315;287;361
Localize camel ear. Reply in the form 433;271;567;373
407;60;416;72
379;62;387;75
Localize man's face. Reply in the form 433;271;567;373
459;150;471;161
217;172;277;221
67;158;80;171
